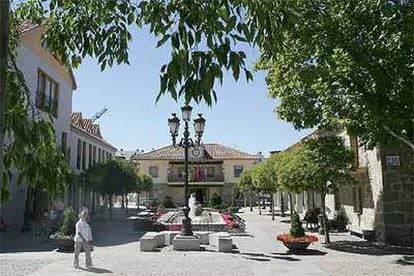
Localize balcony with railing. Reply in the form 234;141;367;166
168;163;225;183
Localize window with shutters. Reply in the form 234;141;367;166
37;70;59;118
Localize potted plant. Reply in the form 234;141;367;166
49;207;76;252
277;212;318;252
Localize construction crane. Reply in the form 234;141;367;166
91;107;108;123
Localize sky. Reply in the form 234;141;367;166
72;28;312;156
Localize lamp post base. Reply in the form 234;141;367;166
180;217;193;236
181;207;193;236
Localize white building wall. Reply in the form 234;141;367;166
16;39;73;148
2;34;74;231
69;128;117;172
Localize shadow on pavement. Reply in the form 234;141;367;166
91;208;144;247
243;256;271;262
395;256;414;266
0;232;57;253
326;241;414;256
241;252;301;262
79;267;113;273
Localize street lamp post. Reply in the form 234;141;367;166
168;104;206;236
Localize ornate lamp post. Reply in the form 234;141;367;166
168;105;206;236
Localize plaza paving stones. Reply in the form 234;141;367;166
1;208;413;276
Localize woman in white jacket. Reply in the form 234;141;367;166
73;211;93;268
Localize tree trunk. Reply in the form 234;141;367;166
136;192;140;207
249;194;253;212
22;187;34;232
91;191;95;216
243;194;247;208
288;193;294;217
258;193;262;215
0;0;9;205
271;192;275;221
109;194;113;220
321;194;330;244
125;194;128;215
280;191;285;217
121;194;125;209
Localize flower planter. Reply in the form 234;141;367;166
277;233;318;252
282;241;310;252
50;232;75;252
55;238;74;252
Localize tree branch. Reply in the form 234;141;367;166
383;125;414;152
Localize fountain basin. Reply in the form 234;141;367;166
158;210;227;232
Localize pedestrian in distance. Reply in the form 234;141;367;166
73;211;93;269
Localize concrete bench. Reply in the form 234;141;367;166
139;232;165;251
217;237;233;252
208;232;233;252
173;235;200;251
209;232;230;247
160;230;181;245
194;231;211;245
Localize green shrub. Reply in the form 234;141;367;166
161;196;176;208
59;207;76;236
290;212;305;238
209;192;222;207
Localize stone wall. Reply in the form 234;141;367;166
381;144;414;247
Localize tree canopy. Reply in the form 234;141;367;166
258;0;414;150
251;156;278;193
84;159;140;196
238;169;255;194
1;0;412;202
275;134;356;243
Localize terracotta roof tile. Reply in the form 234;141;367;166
71;112;103;139
137;143;258;160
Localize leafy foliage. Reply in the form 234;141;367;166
14;0;296;105
84;159;140;196
250;157;278;193
209;192;222;207
276;134;356;243
1;12;70;201
139;173;153;192
290;212;305;238
258;0;414;150
59;206;76;236
277;135;356;195
238;170;255;193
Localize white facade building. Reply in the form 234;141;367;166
1;24;117;230
1;23;76;230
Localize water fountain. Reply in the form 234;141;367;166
158;194;227;232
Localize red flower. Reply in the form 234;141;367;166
276;233;318;243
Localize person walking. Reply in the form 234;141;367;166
73;211;93;269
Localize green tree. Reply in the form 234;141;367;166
251;158;278;218
259;0;414;151
84;160;139;218
238;170;255;212
136;173;153;207
3;0;411;204
279;135;355;244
